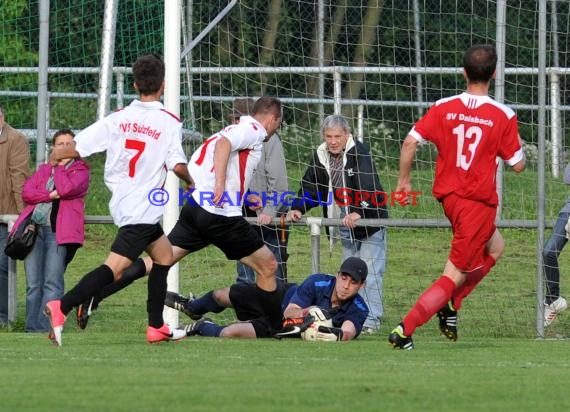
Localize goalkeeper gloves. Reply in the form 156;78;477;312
302;306;331;321
315;326;344;342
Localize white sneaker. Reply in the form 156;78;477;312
544;297;568;327
361;326;378;334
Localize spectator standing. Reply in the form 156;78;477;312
0;105;30;326
19;129;89;332
541;163;570;326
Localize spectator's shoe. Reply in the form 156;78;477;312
44;300;66;347
388;324;414;350
76;296;97;330
361;326;378;335
437;301;458;341
184;318;214;336
544;297;568;327
165;291;202;320
146;324;187;344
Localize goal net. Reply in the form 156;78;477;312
2;1;570;338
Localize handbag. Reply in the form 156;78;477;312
4;163;60;260
4;213;39;260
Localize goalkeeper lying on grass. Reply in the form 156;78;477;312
166;257;369;341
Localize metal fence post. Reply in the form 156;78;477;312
7;258;16;324
306;217;322;274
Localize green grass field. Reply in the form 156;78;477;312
1;159;569;411
1;333;568;412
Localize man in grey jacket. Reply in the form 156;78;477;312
542;163;570;326
0;104;30;325
232;98;290;284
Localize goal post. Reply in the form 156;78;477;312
163;0;182;327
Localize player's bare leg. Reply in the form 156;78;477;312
240;245;278;292
219;322;257;338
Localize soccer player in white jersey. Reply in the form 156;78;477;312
44;54;194;346
388;44;526;349
171;97;284;329
76;97;286;333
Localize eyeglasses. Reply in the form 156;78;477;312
55;142;75;147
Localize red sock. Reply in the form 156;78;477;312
452;255;496;311
402;276;456;336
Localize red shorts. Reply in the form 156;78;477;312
441;193;497;272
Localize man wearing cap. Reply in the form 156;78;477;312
231;98;290;284
166;257;369;341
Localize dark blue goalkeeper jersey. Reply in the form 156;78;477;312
282;273;369;335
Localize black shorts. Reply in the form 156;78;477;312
229;282;290;338
111;223;165;261
168;204;264;260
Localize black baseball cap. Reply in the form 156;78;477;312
339;257;368;282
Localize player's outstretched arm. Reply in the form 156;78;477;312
396;135;419;205
173;163;194;189
283;302;304;319
339;320;357;341
510;134;526;173
397;135;418;192
511;157;525;173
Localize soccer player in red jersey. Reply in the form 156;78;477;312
389;44;526;349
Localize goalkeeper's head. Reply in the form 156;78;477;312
339;257;368;283
334;257;368;301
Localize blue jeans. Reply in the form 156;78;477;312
236;224;289;285
543;200;570;303
23;226;66;332
340;227;387;330
0;225;8;325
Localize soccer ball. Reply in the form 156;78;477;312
301;307;333;341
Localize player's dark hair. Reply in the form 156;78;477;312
463;44;497;83
132;54;165;95
251;96;282;119
53;128;75;145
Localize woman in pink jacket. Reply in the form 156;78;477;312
18;129;89;332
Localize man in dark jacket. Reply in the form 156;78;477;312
286;114;387;333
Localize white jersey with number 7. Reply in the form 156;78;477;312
74;100;187;227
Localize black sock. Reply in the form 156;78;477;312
61;265;115;315
96;258;147;305
147;263;170;328
255;285;284;331
190;291;225;315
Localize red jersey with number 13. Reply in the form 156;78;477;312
409;92;524;207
